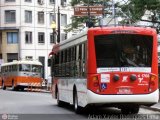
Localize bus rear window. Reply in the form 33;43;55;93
94;34;153;67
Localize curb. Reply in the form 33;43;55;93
141;105;160;112
41;89;51;93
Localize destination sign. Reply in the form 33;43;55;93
74;6;104;16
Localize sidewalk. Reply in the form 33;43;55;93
41;89;51;93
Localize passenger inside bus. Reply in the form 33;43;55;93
121;45;144;67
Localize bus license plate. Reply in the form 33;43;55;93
118;88;132;94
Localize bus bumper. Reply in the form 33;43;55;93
87;89;159;105
17;83;30;86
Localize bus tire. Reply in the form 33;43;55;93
121;105;139;114
2;81;6;90
130;105;139;114
20;87;24;91
73;90;82;114
56;90;64;107
121;107;130;114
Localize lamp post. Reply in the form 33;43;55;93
51;20;56;44
51;6;60;44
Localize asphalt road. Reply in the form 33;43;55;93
0;89;160;120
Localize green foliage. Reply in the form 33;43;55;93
120;0;160;22
67;0;160;32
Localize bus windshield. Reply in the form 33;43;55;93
19;64;30;72
31;65;42;73
19;64;42;72
95;34;153;67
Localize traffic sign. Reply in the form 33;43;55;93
74;6;104;16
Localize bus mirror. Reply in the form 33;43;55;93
48;59;51;67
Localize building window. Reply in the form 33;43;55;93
25;0;32;2
50;0;55;4
37;0;44;5
5;0;15;2
38;12;44;24
38;32;45;43
7;53;18;62
61;0;67;6
50;13;56;24
7;32;18;44
0;54;2;59
5;10;16;23
25;10;32;23
61;14;67;26
25;31;32;44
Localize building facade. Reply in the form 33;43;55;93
0;0;74;79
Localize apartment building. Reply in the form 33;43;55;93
0;0;74;79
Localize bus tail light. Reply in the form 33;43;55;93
149;74;156;92
150;75;156;86
92;76;99;87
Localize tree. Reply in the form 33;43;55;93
120;0;160;23
67;0;160;33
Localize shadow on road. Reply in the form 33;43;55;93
53;103;160;120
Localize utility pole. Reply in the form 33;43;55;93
112;0;116;26
88;0;90;23
57;6;60;43
51;3;57;44
87;0;94;28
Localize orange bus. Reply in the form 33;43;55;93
50;26;159;114
1;60;42;91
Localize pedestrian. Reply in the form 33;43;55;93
47;75;52;91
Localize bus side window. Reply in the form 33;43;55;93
19;65;22;71
8;66;10;72
82;43;86;77
76;44;82;77
5;66;8;72
65;48;71;76
55;53;59;64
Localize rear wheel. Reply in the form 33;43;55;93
121;105;139;114
20;87;24;91
57;91;64;107
130;105;139;114
2;81;6;90
73;90;82;114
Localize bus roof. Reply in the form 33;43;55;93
49;26;157;56
1;60;42;67
60;26;156;46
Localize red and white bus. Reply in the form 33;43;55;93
1;60;43;91
49;26;159;114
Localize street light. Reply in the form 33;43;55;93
51;20;57;44
51;6;60;44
